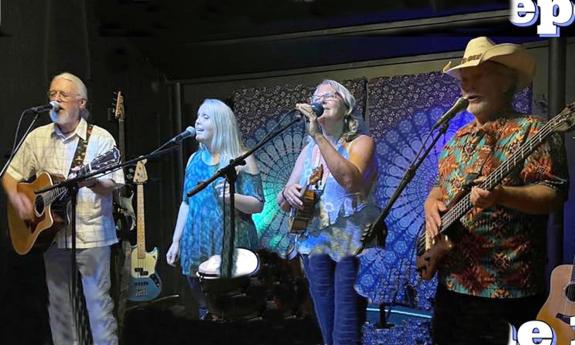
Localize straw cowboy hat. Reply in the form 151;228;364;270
443;36;535;89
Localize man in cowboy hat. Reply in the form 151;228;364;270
424;37;568;344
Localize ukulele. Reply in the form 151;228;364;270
537;256;575;345
127;160;162;302
416;102;575;280
288;165;324;234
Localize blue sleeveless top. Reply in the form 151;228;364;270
296;139;380;260
179;149;263;276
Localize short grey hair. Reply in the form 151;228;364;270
52;72;89;119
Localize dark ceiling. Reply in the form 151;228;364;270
93;0;536;80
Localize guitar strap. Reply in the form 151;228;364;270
68;123;94;177
462;131;495;190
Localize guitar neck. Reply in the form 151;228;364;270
118;118;126;162
136;184;146;259
440;119;555;233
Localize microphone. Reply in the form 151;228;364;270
26;101;60;113
169;126;196;143
431;97;469;130
311;102;324;117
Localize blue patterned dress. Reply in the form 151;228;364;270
296;139;380;260
179;149;263;276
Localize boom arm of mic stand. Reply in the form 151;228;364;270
36;146;179;194
357;121;451;253
187;115;302;198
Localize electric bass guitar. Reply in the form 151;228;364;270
112;90;136;238
537;255;575;345
416;102;575;280
8;147;121;255
127;160;162;302
288;165;323;234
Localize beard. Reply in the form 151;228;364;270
50;109;76;126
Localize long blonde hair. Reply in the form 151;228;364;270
197;99;246;168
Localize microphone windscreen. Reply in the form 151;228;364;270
185;126;196;136
50;101;61;112
311;102;324;117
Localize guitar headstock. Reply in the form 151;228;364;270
550;101;575;133
113;91;125;122
309;165;324;186
133;159;148;185
79;147;121;176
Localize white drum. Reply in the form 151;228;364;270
197;248;260;279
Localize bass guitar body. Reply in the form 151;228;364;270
127;246;162;302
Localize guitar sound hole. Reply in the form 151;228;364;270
565;283;575;302
34;196;44;215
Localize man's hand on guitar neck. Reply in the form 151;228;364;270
424;187;447;239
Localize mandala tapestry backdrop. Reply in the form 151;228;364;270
232;72;532;313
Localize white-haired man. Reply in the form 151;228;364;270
424;37;568;344
2;72;124;345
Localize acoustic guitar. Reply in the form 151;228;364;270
8;147;121;255
537;256;575;345
288;165;323;234
415;102;575;280
127;160;162;302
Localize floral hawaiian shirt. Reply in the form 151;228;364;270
436;113;568;298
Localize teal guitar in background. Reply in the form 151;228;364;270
128;160;162;302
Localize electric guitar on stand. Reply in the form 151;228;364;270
112;91;136;238
110;91;136;330
416;102;575;280
127;160;162;302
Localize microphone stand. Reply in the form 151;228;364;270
358;121;451;329
187;113;303;278
0;109;43;178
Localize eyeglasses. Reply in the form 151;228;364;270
310;92;339;103
47;90;80;101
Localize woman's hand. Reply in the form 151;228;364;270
296;103;321;139
166;241;180;266
215;180;232;204
282;183;304;210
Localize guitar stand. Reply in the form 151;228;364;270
125;294;180;312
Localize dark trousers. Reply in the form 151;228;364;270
432;285;544;345
302;254;366;345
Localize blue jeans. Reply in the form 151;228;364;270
302;254;366;345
